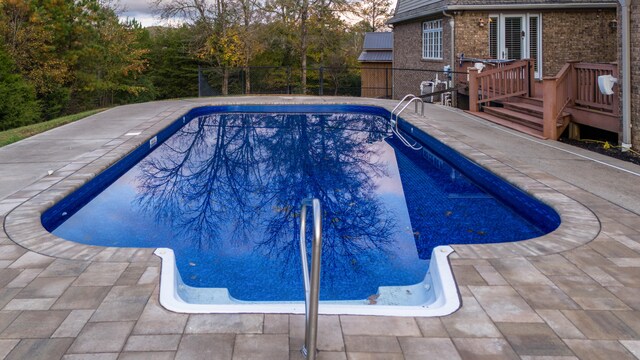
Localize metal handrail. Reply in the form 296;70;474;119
389;96;424;150
390;94;425;125
390;93;417;121
393;97;424;125
299;198;322;360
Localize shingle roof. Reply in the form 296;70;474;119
395;0;434;15
388;0;446;24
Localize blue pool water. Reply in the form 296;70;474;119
42;105;560;302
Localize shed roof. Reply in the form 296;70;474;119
359;32;393;63
363;32;393;50
358;51;393;62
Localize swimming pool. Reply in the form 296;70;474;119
41;104;560;315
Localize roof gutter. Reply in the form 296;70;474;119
618;0;632;150
388;3;617;24
445;3;617;10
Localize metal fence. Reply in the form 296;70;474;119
198;66;464;101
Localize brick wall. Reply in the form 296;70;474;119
393;9;617;72
392;9;618;100
392;17;451;99
453;10;617;76
453;12;491;61
543;10;617;76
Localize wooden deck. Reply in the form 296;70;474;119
465;60;620;140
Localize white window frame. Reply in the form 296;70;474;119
528;14;542;79
489;13;543;78
422;19;443;60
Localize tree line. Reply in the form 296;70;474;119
0;0;392;131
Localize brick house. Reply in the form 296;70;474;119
389;0;619;99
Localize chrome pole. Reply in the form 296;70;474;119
300;198;322;360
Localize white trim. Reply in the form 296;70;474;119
422;19;443;60
447;3;616;10
528;14;543;79
490;13;543;79
500;14;525;60
154;246;460;317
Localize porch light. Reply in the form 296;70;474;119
478;18;485;27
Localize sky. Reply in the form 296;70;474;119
118;0;163;27
118;0;398;27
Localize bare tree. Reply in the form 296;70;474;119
299;0;310;93
351;0;392;32
237;0;262;93
153;0;215;24
263;0;348;94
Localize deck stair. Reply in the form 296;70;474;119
462;59;618;141
472;97;570;139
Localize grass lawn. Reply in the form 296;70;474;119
0;109;106;148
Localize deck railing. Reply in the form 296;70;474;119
467;59;619;140
468;59;534;112
543;61;619;139
543;62;573;139
574;62;619;112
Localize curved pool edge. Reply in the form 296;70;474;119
154;246;461;316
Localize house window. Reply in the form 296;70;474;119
422;20;443;60
488;14;542;78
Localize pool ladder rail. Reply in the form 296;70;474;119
299;198;323;360
390;94;424;151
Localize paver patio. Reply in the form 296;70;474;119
1;96;640;359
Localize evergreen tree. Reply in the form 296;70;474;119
0;0;152;122
146;25;199;99
0;44;41;130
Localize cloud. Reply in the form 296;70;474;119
119;0;155;14
120;13;161;27
117;0;164;27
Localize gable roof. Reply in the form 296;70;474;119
359;32;393;63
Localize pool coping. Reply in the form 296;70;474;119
1;98;600;313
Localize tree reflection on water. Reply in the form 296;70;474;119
50;109;548;300
135;112;399;283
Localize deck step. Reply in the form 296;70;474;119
503;102;543;117
467;111;547;139
476;95;572;139
506;96;543;107
482;107;544;131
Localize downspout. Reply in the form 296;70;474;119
443;10;455;106
442;10;455;71
619;0;632;150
